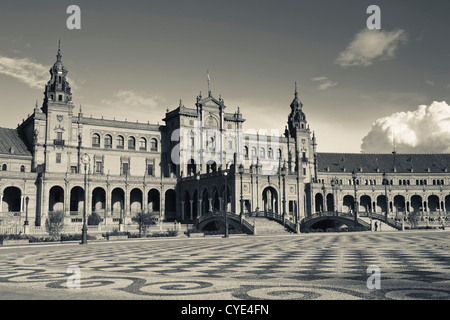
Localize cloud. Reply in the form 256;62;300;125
425;80;435;86
86;90;166;122
336;29;408;67
0;55;49;89
361;101;450;153
312;77;338;90
0;54;80;90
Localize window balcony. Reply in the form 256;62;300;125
54;139;65;146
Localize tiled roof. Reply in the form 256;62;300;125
317;153;450;174
0;127;32;157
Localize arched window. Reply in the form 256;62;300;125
92;133;100;147
139;137;147;151
116;136;124;149
244;146;249;158
259;147;265;159
251;147;257;158
150;138;158;151
20;165;25;173
104;135;112;148
277;149;282;160
2;164;7;171
128;136;136;150
268;148;273;159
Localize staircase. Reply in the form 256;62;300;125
250;217;292;235
359;217;399;232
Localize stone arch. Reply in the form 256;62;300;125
111;187;124;214
411;195;422;213
211;187;220;211
326;193;334;212
164;189;176;220
315;193;324;213
3;186;22;212
360;195;372;213
92;187;106;213
394;195;406;213
201;188;210;216
70;186;84;213
343;195;354;213
376;195;387;213
263;186;278;214
148;188;160;212
428;195;439;212
130;188;143;213
48;186;64;211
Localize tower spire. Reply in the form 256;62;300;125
57;39;62;62
295;81;298;98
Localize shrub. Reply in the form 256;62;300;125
88;212;102;226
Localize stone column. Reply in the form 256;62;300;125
181;201;185;220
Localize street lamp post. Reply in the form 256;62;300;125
352;171;358;230
281;163;286;225
24;196;29;234
81;153;90;244
383;172;389;222
223;170;229;238
239;164;244;226
331;178;336;215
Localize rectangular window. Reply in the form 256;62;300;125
56;153;61;164
95;161;103;174
147;164;154;176
71;166;78;174
122;163;129;175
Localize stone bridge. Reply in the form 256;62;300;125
194;211;255;234
300;212;372;232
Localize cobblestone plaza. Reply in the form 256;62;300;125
1;230;450;300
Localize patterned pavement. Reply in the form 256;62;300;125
1;230;450;300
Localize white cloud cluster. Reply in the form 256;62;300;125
361;101;450;153
336;29;408;67
312;77;338;90
0;55;48;89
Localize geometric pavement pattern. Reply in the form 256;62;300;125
0;230;450;300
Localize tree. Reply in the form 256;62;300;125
132;211;158;237
45;211;65;240
88;212;102;226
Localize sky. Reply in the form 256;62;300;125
0;0;449;153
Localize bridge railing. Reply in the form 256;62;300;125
359;212;404;230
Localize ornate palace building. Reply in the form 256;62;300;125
1;45;449;233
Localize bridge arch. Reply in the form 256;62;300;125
301;212;370;232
